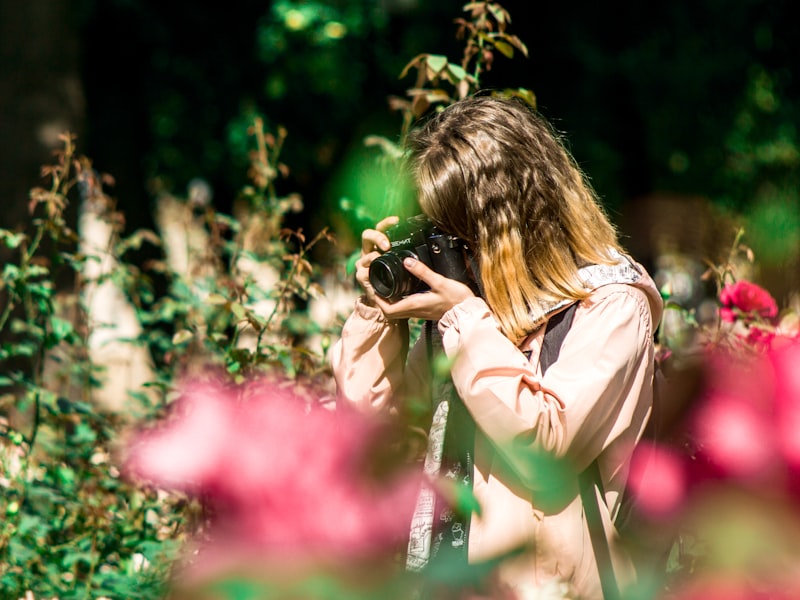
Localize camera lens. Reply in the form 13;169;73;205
369;252;415;300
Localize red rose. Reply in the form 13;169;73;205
718;280;778;322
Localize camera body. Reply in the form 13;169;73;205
368;214;472;301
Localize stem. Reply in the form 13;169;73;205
0;294;15;333
83;531;99;599
255;229;328;354
26;390;41;451
256;255;300;353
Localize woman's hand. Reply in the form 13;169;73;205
355;216;400;306
374;256;475;322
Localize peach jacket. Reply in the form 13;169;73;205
332;255;664;600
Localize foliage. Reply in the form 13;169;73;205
0;135;187;598
0;109;336;596
139;117;335;391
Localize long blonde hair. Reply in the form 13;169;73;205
406;94;623;340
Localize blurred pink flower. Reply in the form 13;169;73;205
627;440;686;518
771;340;800;470
666;575;800;600
741;325;776;351
719;280;778;323
125;377;421;566
682;340;800;494
693;392;777;480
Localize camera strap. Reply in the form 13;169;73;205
405;320;474;575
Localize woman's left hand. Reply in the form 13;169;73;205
374;256;476;321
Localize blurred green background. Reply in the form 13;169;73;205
1;0;797;297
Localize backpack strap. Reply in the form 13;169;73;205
539;301;621;600
538;302;579;374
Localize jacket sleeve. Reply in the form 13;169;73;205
438;289;653;490
331;297;410;413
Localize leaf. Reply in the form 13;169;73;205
425;89;452;103
25;264;50;278
487;3;509;25
230;302;247;322
2;263;21;282
446;62;468;83
425;54;448;75
505;87;537;108
56;464;79;490
70;422;97;446
493;40;514;59
398;53;428;79
49;316;75;344
171;330;194;345
0;229;26;249
205;293;229;306
62;550;98;570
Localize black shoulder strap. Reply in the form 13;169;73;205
540;302;621;600
539;302;579;375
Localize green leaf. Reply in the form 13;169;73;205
17;514;48;538
2;263;21;282
62;550;97;570
425;54;448;75
172;329;194;345
452;478;482;517
487;3;507;24
25;264;50;279
48;316;75;345
8;341;39;357
230;301;248;322
446;62;467;82
206;293;229;306
56;466;77;493
493;40;514;58
0;229;26;249
210;332;229;343
69;422;97;446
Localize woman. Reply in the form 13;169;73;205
332;95;663;599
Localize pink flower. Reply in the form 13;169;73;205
125;377;422;568
718;280;778;323
684;347;782;485
742;325;776;350
771;340;800;469
693;392;778;480
668;574;800;600
627;441;686;518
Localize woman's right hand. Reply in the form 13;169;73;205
355;216;399;306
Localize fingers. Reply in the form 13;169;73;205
399;256;441;288
354;250;380;303
376;215;400;232
375;257;476;321
361;216;399;254
356;216;400;303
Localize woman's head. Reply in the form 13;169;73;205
406;94;622;339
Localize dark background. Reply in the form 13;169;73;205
1;0;797;297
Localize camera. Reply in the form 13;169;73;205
368;214;472;301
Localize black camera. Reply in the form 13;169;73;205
368;215;472;301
